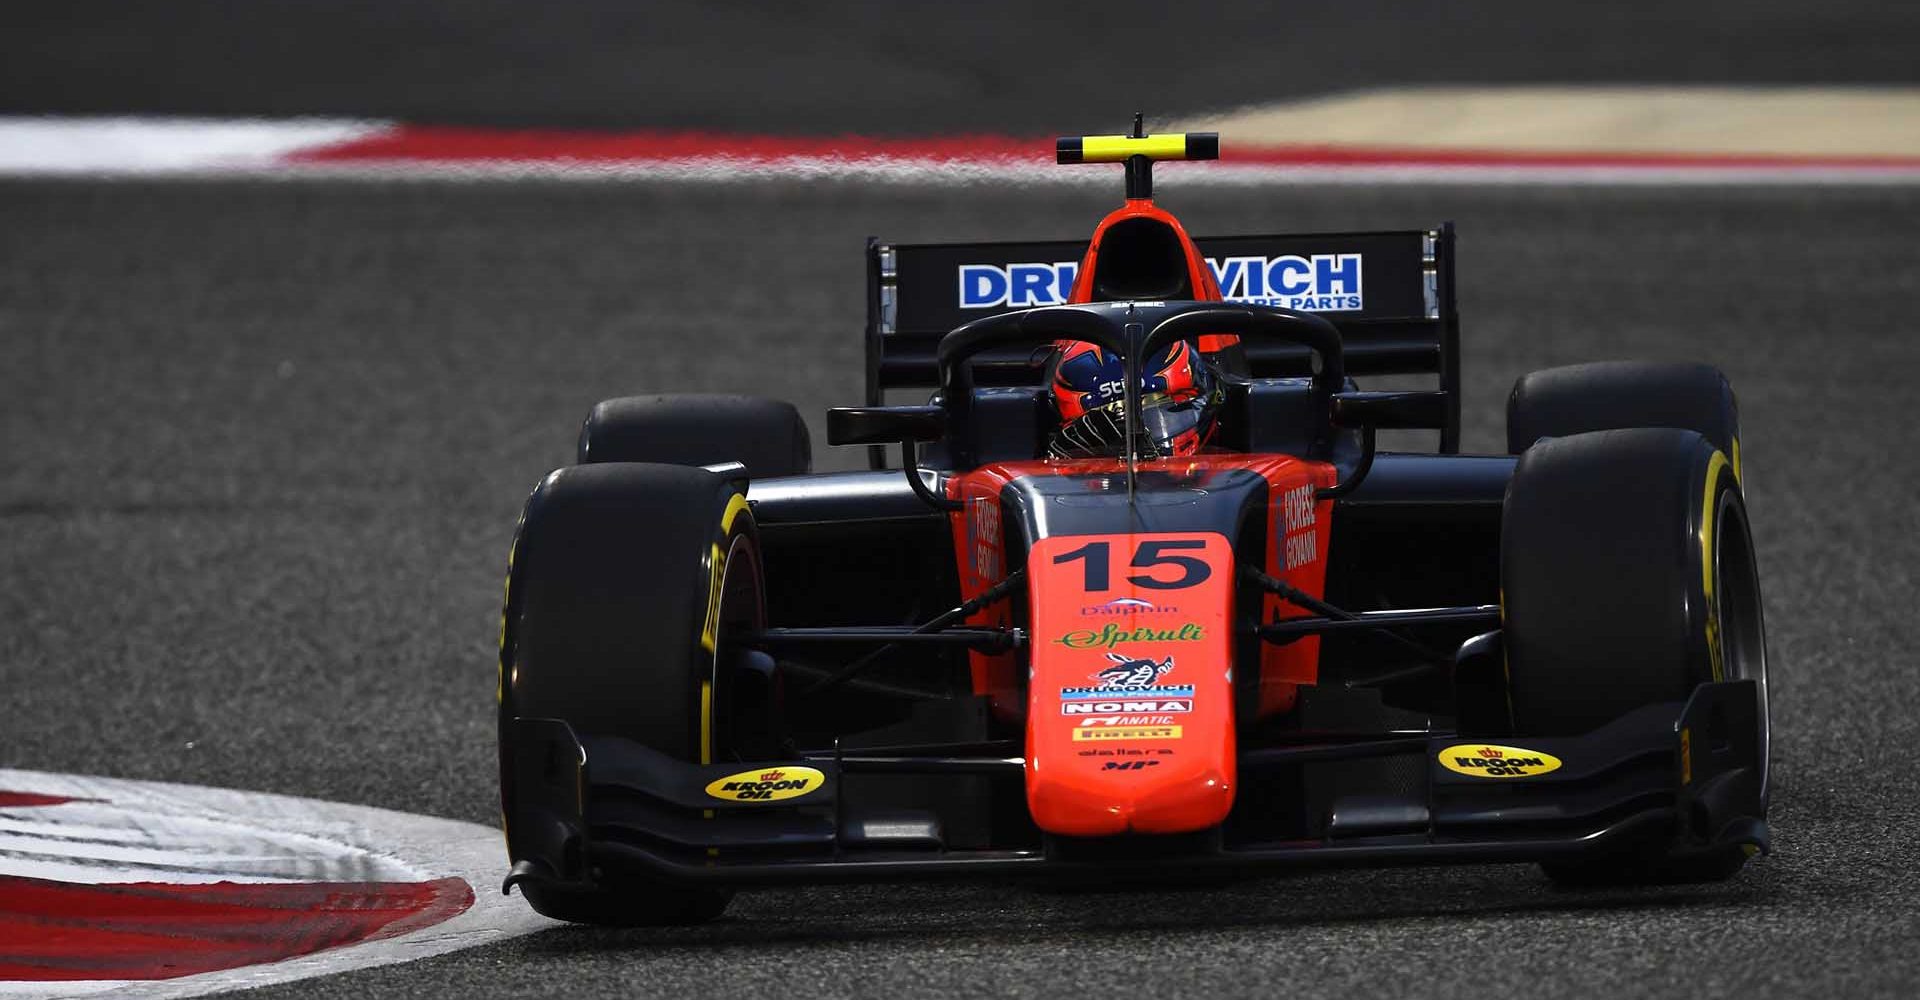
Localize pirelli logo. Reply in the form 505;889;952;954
1071;726;1182;742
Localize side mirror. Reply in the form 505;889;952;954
1330;391;1449;430
826;405;947;446
1318;391;1449;501
827;405;962;511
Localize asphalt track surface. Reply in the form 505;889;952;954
7;0;1920;131
3;176;1919;998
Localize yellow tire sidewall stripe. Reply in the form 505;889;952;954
1700;449;1730;682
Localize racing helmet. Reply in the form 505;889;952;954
1048;338;1220;459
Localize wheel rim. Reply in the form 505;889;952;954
1713;489;1770;805
708;531;767;763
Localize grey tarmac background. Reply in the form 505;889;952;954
4;2;1920;998
5;0;1920;131
5;180;1919;999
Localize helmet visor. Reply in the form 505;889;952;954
1049;389;1211;460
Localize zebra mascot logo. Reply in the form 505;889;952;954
1093;652;1175;689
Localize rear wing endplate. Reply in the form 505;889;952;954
864;225;1462;453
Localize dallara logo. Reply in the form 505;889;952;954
703;766;826;802
1436;744;1563;778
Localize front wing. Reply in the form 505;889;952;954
502;680;1765;892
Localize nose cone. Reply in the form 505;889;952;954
1021;532;1240;839
1130;769;1235;832
1027;763;1234;837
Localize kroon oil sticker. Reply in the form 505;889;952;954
1436;744;1563;778
704;766;825;802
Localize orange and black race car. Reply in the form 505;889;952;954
497;124;1772;925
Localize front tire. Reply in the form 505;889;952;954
499;462;766;924
1501;428;1770;884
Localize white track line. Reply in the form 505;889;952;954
5;116;1920;184
0;770;553;999
0;117;385;174
1190;86;1920;158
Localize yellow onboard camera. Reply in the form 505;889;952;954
1055;118;1218;198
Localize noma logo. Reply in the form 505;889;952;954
957;255;1364;312
1435;744;1564;779
703;765;826;802
1061;699;1193;715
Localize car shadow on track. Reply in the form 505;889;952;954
514;863;1783;954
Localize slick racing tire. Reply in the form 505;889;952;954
499;462;767;925
1502;428;1770;885
1506;362;1741;478
577;393;812;478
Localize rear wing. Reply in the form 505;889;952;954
864;224;1461;453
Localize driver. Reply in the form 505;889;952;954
1046;337;1225;459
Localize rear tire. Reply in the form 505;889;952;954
499;462;767;924
1507;362;1740;478
577;394;811;478
1502;428;1769;885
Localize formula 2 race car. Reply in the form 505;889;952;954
497;125;1772;925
